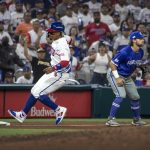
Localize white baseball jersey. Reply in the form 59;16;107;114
31;36;71;98
50;37;71;73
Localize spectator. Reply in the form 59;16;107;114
0;0;11;31
60;5;78;35
85;11;111;47
35;9;49;30
124;15;136;31
100;4;114;26
102;0;115;15
88;40;113;58
146;23;150;58
89;41;111;86
131;67;143;87
136;23;148;60
114;0;129;21
69;45;81;81
68;26;83;59
138;0;150;24
15;35;30;64
109;11;121;41
23;38;50;83
84;0;102;14
15;11;33;37
0;21;13;46
9;0;26;13
15;65;33;84
78;49;96;84
0;36;24;82
47;6;58;24
26;19;47;57
31;0;44;19
77;4;94;30
143;72;150;86
3;71;14;84
127;0;141;22
113;25;130;53
56;0;70;18
10;0;24;34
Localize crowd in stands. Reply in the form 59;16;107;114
0;0;150;87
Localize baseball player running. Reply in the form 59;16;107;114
8;22;71;125
106;31;146;127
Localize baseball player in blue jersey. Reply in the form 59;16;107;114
8;22;71;125
106;31;146;127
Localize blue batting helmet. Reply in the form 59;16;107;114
47;22;65;33
130;31;144;41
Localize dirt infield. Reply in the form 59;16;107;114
0;121;150;150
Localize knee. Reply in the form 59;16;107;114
119;93;126;99
130;94;140;100
31;87;39;99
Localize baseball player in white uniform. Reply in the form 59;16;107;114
8;22;71;125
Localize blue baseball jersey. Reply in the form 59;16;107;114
112;46;144;77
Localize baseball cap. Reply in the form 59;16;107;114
130;31;144;40
37;48;45;53
99;40;111;47
47;22;65;33
36;9;43;14
23;66;31;72
30;18;39;24
113;11;120;17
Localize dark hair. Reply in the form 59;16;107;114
129;41;134;46
136;23;145;30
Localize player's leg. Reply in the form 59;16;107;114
8;73;58;123
8;94;37;123
106;71;126;126
125;77;146;126
8;72;67;124
31;72;69;125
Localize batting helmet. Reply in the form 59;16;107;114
130;31;144;41
47;22;65;33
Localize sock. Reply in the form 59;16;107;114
39;95;58;110
109;97;123;118
130;100;140;119
23;94;37;114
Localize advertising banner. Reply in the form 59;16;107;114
5;90;92;118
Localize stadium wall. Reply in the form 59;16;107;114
0;85;149;118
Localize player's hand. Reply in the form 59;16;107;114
43;67;54;74
116;77;125;86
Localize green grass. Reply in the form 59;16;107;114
0;128;78;136
0;118;150;137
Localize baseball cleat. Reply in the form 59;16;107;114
106;118;120;127
8;109;26;123
55;106;67;125
131;118;146;126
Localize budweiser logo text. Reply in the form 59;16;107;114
30;107;55;117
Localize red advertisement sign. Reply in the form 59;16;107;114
5;90;92;118
0;91;4;117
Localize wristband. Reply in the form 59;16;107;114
112;70;119;78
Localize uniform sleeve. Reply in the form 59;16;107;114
111;51;127;66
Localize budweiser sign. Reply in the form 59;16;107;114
30;107;55;117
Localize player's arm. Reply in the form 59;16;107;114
43;61;69;74
110;61;125;87
23;37;32;62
